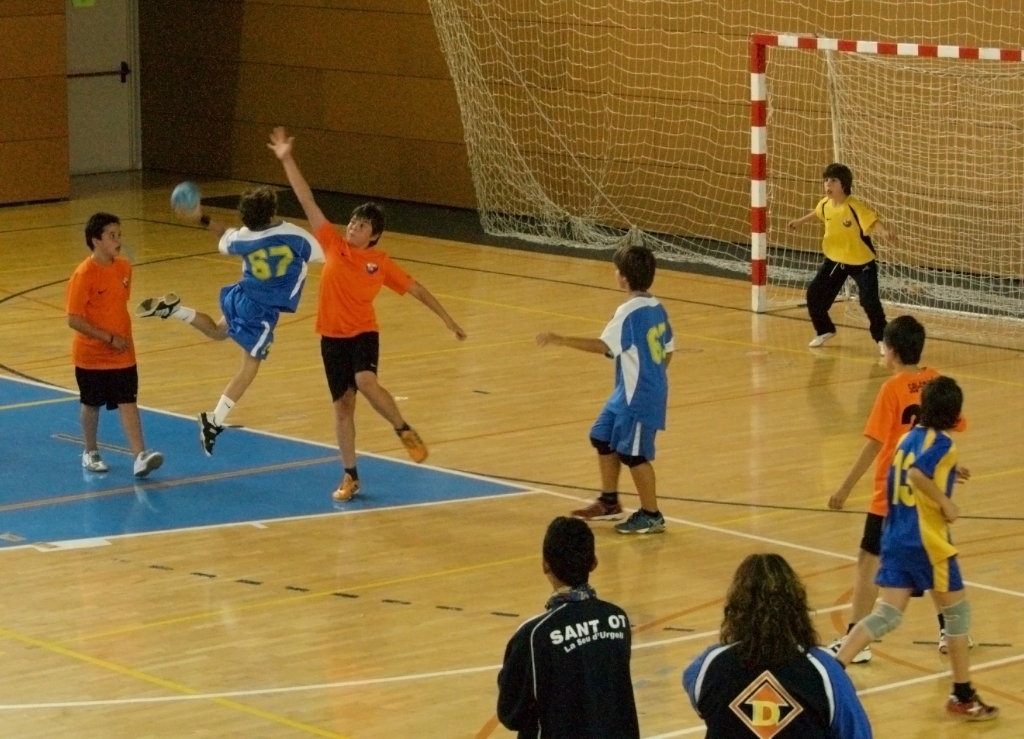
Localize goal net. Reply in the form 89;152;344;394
427;2;1024;345
757;35;1024;341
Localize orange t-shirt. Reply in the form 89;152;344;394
314;222;415;338
864;367;966;516
65;256;136;369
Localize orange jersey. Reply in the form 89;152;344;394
65;256;135;369
864;367;966;516
314;222;415;338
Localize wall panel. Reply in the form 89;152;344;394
0;7;68;204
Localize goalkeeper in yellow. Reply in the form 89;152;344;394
788;163;896;354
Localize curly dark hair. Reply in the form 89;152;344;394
238;186;278;230
720;553;818;667
822;163;853;195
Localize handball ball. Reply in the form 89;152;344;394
171;181;201;212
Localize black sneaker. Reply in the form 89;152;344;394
198;412;224;456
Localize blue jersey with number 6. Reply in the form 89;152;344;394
600;295;674;429
219;222;324;313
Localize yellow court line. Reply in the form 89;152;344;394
0;456;338;515
435;291;1024;387
0;396;77;412
66;551;545;644
147;338;535;392
437;293;608;324
67;516;637;645
970;465;1024;482
0;627;350;738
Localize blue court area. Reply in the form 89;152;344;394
0;376;525;548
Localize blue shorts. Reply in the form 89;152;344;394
220;284;279;360
876;554;963;594
590;406;658;461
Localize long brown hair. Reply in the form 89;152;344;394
720;553;818;667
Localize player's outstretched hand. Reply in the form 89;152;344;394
536;332;559;347
787;219;800;230
828;488;850;510
955;466;971;483
449;321;467;341
267;126;294;160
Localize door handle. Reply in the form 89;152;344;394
67;61;131;84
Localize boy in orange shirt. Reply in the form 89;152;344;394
267;128;467;502
827;315;966;661
66;213;163;477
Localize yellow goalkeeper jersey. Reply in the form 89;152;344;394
814;195;879;265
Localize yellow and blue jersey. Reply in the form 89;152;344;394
882;425;958;566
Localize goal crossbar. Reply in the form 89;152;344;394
749;33;1024;314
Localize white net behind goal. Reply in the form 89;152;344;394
427;1;1024;344
766;50;1024;332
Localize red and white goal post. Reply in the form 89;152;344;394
749;33;1024;329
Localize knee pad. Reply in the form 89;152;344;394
942;599;971;637
590;437;613;456
861;601;903;640
616;453;648;468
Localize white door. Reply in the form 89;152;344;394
65;0;141;174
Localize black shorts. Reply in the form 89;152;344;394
75;366;139;410
321;333;380;401
859;512;885;556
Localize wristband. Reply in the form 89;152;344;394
199;214;211;227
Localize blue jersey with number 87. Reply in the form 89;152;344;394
219;222;324;313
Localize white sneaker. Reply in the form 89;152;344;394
938;629;975;654
826;636;872;664
808;332;836;348
133;450;164;478
82;450;108;473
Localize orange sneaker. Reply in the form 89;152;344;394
946;693;999;721
332;473;360;502
398;427;428;463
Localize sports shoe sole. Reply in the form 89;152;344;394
615;522;666;534
135;293;180;319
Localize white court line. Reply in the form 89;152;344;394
0;374;520;488
3;648;1022;714
0;489;544;552
538;489;1024;600
644;728;704;739
0;604;848;711
0;374;537;551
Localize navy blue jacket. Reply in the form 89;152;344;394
684;643;872;739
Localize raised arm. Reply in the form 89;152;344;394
267;127;328;233
406;281;467;340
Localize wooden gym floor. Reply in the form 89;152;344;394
0;173;1022;738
